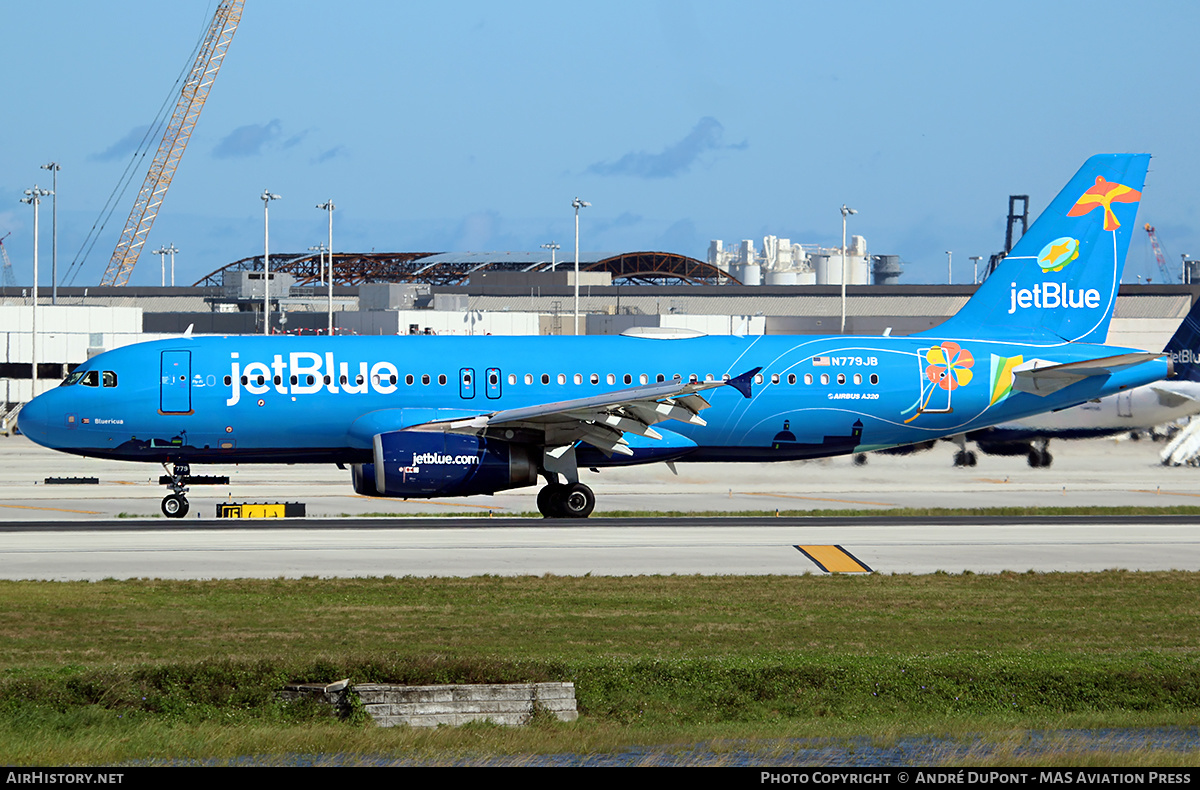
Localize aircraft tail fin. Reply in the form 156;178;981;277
920;154;1150;345
1164;297;1200;382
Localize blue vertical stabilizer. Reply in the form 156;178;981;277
922;154;1150;345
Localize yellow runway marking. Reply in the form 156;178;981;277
0;503;103;515
744;492;894;507
795;545;873;573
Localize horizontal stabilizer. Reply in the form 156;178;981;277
1152;386;1200;409
1013;352;1163;396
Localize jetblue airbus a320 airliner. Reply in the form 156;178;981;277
18;154;1173;518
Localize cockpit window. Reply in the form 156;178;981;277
81;371;99;387
102;371;117;387
62;371;85;386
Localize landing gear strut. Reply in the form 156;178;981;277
951;434;977;467
536;481;595;518
161;461;191;518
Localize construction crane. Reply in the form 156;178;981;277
1143;223;1177;284
99;0;244;287
0;233;16;288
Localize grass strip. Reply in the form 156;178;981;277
0;571;1196;763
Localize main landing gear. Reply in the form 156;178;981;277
161;461;191;518
1027;441;1054;468
950;434;977;468
953;449;978;467
536;481;596;519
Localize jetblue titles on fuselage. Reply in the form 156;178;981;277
226;351;403;405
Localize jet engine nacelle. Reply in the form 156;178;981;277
351;430;538;498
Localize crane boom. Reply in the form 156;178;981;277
100;0;244;287
0;233;15;289
1143;223;1176;284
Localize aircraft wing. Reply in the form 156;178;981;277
404;367;761;457
1013;353;1164;396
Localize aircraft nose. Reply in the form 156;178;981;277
16;394;51;445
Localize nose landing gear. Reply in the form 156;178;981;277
161;462;191;518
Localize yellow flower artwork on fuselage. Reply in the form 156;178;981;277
925;342;974;391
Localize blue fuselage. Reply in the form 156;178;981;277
18;333;1170;468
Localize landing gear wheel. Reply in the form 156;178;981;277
537;483;567;518
1027;449;1052;468
161;493;189;519
853;454;868;466
966;451;977;467
536;482;595;518
559;483;595;519
954;450;977;467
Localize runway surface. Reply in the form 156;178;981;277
3;515;1199;580
2;434;1198;579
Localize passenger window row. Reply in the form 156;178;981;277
221;369;881;389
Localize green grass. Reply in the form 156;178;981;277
0;571;1198;764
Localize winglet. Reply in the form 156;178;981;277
728;367;761;399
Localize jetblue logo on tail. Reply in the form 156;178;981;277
1008;282;1100;314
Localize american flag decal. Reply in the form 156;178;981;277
812;356;831;366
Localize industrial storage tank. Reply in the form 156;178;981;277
872;255;903;285
740;264;761;286
813;252;869;285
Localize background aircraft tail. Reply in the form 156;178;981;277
1165;296;1200;382
922;154;1150;345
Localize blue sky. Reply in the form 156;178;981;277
2;0;1198;287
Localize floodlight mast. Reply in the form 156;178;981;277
572;198;589;335
261;190;281;335
317;200;335;335
20;185;52;399
839;204;857;333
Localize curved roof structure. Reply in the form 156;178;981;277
193;250;738;287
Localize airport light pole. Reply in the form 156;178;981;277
317;200;335;336
946;251;953;285
166;243;179;287
261;189;281;335
572;198;589;335
153;246;169;286
308;243;327;285
970;255;983;285
40;163;60;305
840;204;857;333
541;241;560;272
20;185;52;400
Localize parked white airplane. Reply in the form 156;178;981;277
958;294;1200;467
